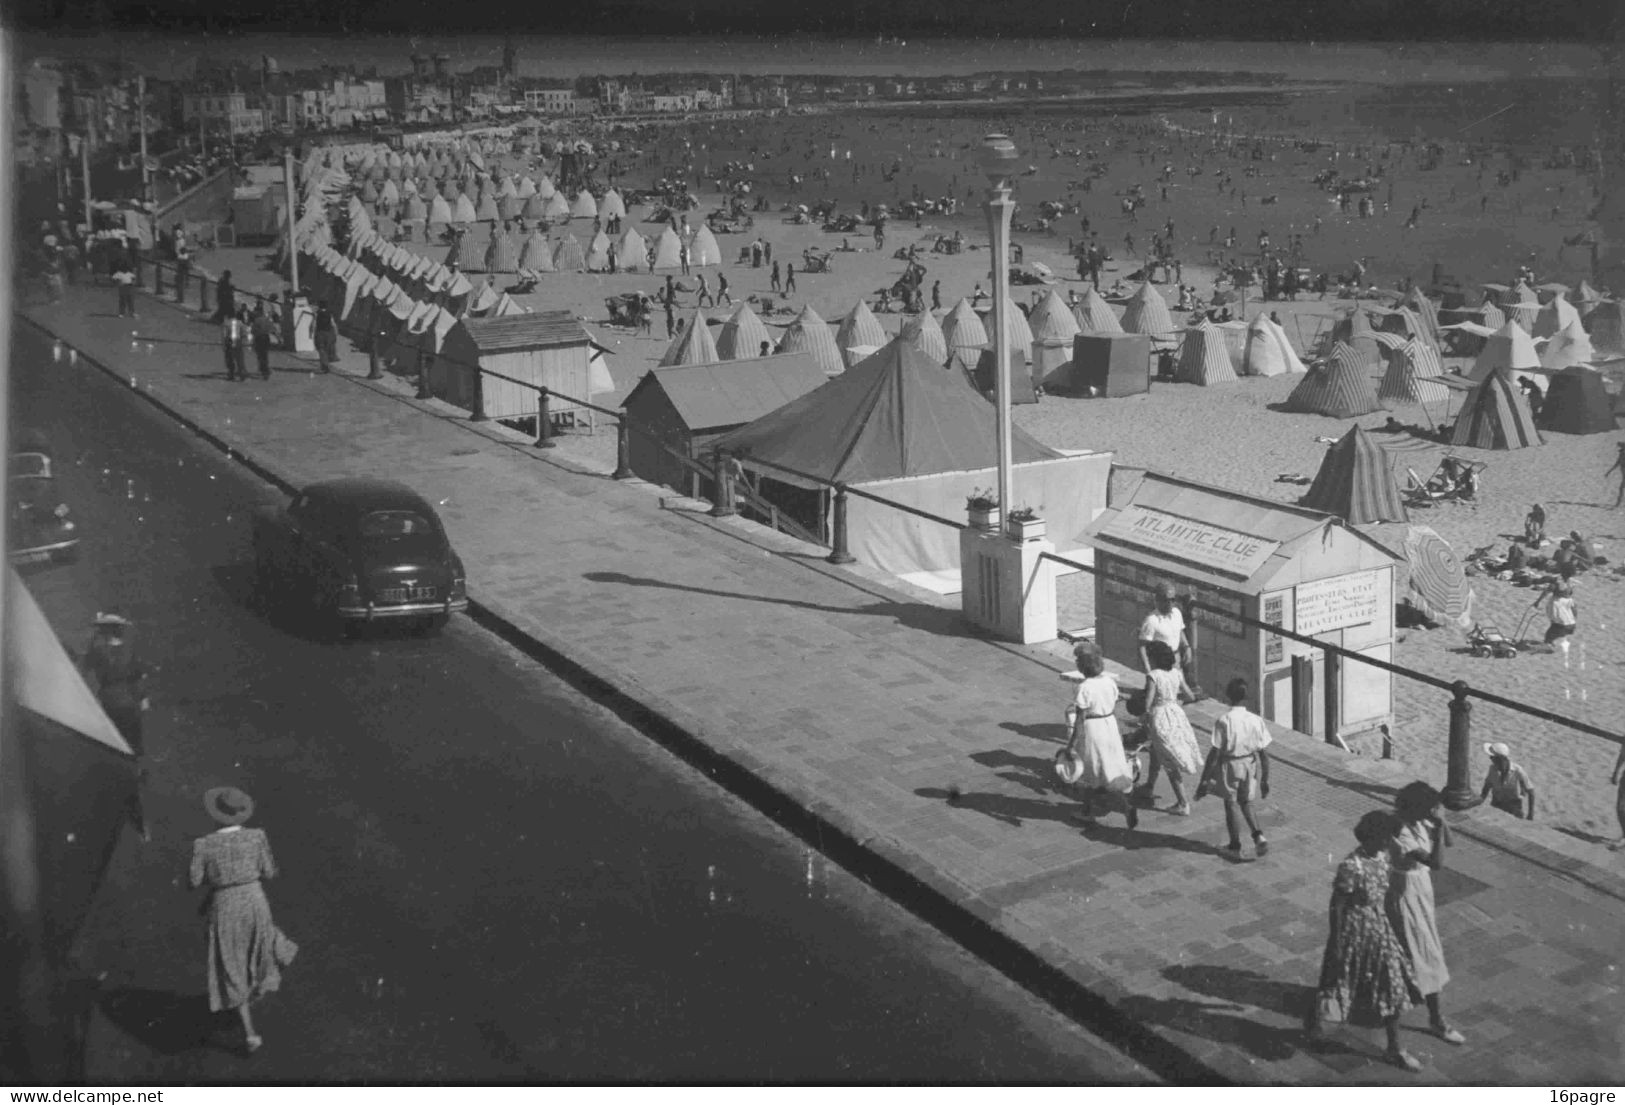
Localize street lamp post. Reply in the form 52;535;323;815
980;133;1019;526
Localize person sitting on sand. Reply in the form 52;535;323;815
1569;531;1598;570
1524;504;1547;548
1504;542;1528;575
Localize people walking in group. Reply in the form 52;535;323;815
1195;678;1271;859
1390;782;1466;1047
211;269;236;323
190;787;299;1055
784;264;796;294
222;309;247;381
1137;641;1203;815
251;305;275;380
1057;643;1138;830
1138;581;1192;681
1473;742;1535;820
716;272;732;306
770;261;782;293
1305;810;1425;1071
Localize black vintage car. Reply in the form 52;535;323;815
9;429;79;566
253;478;467;635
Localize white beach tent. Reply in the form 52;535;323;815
900;309;948;365
599;189;627;220
543;192;571;219
617;227;649;273
1120;282;1177;346
688;225;722;268
660;308;720;366
777;305;845;377
1539;318;1596;370
651;226;684;271
585;231;613;272
1468;319;1542;383
1242;314;1308;376
716;301;773;361
941;299;987;365
837;300;888;368
570;191;598;219
1028;289;1080;344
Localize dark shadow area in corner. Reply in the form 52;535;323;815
97;987;234;1057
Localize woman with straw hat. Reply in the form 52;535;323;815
189;787;298;1053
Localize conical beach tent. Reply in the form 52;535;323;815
475;194;499;223
1468;319;1542;382
1330;309;1382;368
515;175;537;199
1298;424;1407;525
1243;314;1307;376
659;308;720;366
543;192;571;219
521;193;548;220
688;225;722;267
777;305;844;377
448;229;485;272
518;230;554;272
1120;283;1177;345
1451;371;1543;450
1378;339;1448;405
1539;318;1595;370
599;189;627;220
428;195;453;227
1283;342;1383;418
1536;367;1615;435
585;231;613;272
452;193;478;224
1175;321;1239;385
1072;287;1122;333
617;227;649;273
1028;290;1080;343
982;299;1034;360
900;310;948;365
1533;294;1581;340
552;233;586;272
836;300;887;367
1402;287;1442;348
941;299;987;364
716;302;773;361
535;176;556;199
651;226;683;271
570;191;598;219
712;338;1062;485
485;231;519;274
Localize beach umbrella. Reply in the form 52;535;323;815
777;305;844;376
660;308;720;366
941;299;987;364
599;189;627;220
585;231;613;272
518;229;554;273
836;300;887;367
1397;524;1470;624
543;192;571;219
571;191;598;219
688;225;722;267
1072;287;1122;334
617;227;649;273
1028;290;1080;344
715;301;772;360
552;233;586;272
900;310;948;365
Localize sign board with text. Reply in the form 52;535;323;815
1098;506;1281;579
1295;572;1380;636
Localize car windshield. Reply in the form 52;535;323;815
358;510;434;539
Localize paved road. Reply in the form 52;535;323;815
11;325;1156;1082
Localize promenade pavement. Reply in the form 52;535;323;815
20;280;1625;1085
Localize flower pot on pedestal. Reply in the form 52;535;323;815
1007;516;1047;542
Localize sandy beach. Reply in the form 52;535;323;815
190;87;1624;845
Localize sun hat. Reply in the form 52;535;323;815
1483;742;1512;760
204;787;255;826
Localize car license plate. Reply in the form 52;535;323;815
379;585;436;603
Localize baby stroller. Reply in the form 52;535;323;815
1467;622;1518;659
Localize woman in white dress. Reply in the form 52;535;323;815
1061;644;1138;830
1141;640;1204;815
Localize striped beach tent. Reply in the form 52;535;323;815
836;300;887;367
552;233;586;273
1283;342;1382;418
474;193;499;223
518;229;554;273
1072;287;1122;334
941;299;987;364
1298;424;1408;525
1402;287;1442;347
1378;339;1448;405
585;231;613;272
1478;300;1506;332
404;194;429;225
688;225;722;267
660;308;720;366
716;301;773;361
1120;282;1177;345
650;226;684;271
1452;370;1543;450
448;229;485;272
599;189;627;220
358;178;379;204
617;227;649;273
543;192;571;219
1505;283;1540;332
980;299;1034;361
570;191;598;219
900;310;948;365
777;305;844;376
1028;290;1080;344
1175;321;1239;385
1330;308;1383;368
485;230;520;274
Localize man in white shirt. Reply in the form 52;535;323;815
1197;677;1272;859
1138;581;1191;680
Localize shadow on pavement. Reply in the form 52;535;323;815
997;719;1070;745
916;785;1075;829
1108;965;1324;1065
98;987;231;1056
583;569;977;637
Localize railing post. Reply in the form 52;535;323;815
535;387;556;448
709;448;735;517
827;485;856;564
200;276;210;316
612;417;633;479
415;351;432;399
367;326;384;380
1442;680;1475;810
469;366;487;422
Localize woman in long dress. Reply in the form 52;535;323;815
190;787;298;1054
1306;810;1424;1071
1390;782;1466;1045
1140;640;1203;815
1061;643;1137;830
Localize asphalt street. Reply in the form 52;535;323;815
11;323;1156;1083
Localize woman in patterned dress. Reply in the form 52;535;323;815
1061;644;1138;830
190;787;298;1054
1390;782;1466;1046
1140;641;1203;816
1306;810;1424;1070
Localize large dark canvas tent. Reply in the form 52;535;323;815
1298;424;1408;524
713;337;1060;486
1537;367;1616;435
1451;370;1543;450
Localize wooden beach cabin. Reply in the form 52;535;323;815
430;311;595;423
